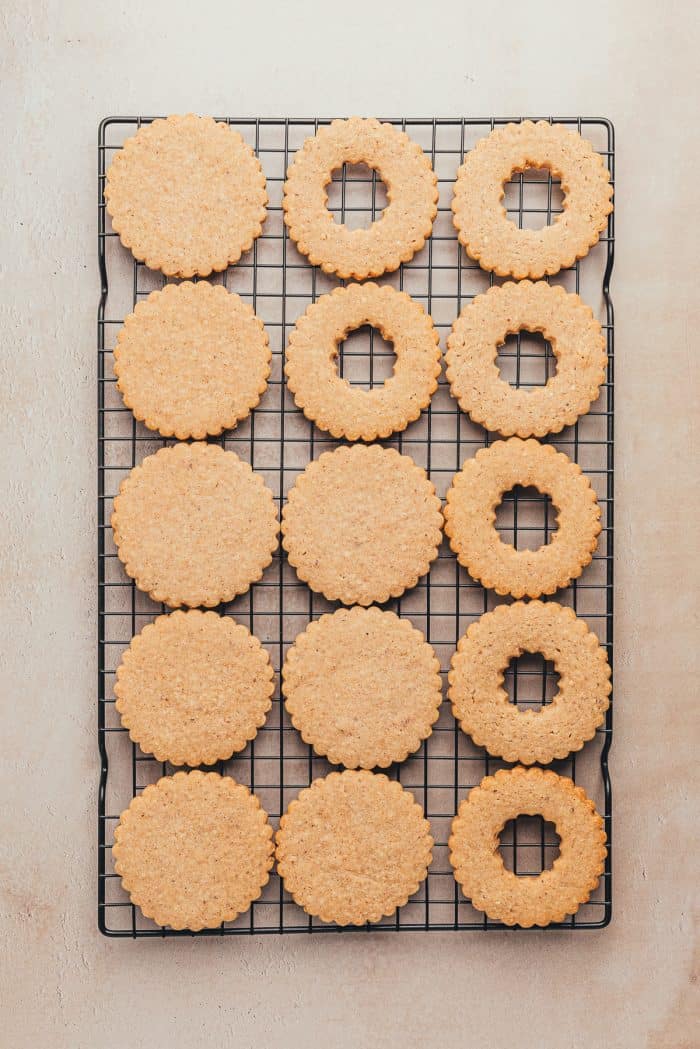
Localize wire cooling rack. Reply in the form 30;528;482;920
98;116;614;936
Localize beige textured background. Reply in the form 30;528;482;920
2;2;698;1046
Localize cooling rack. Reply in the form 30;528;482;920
98;116;614;936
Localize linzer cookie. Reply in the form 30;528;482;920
113;771;274;931
282;607;442;768
281;444;443;605
452;121;613;279
449;601;611;765
276;770;433;925
444;438;600;598
449;767;607;927
114;282;271;440
111;443;278;608
285;283;440;441
446;281;607;437
115;610;274;766
104;114;267;277
283;117;438;279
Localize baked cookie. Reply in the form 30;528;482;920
281;444;443;605
285;283;440;440
114;282;270;439
282;607;442;768
449;766;607;927
444;438;601;598
448;601;611;764
445;281;607;437
104;114;267;277
283;117;438;279
276;770;433;925
113;771;274;931
452;121;613;278
115;610;274;766
111;442;278;608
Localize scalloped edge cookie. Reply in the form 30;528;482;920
276;770;433;925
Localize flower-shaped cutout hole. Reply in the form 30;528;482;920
503;165;566;231
337;325;395;390
504;652;560;712
499;816;561;875
494;484;559;552
327;163;389;230
496;329;557;391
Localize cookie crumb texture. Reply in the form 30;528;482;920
449;601;611;764
285;282;441;440
283;116;438;279
445;438;601;597
446;280;607;438
114;282;271;439
276;771;433;925
452;120;613;279
449;767;607;927
283;607;442;768
115;610;274;766
281;444;444;605
104;114;267;277
111;442;278;608
113;771;274;931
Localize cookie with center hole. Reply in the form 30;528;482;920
449;767;607;927
452;120;613;279
448;601;611;764
445;281;607;437
285;282;441;440
444;438;600;598
283;116;438;279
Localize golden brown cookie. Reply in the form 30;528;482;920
444;438;600;598
114;282;271;440
285;283;440;441
283;117;438;279
282;607;442;768
445;281;607;438
281;444;443;605
452;121;613;279
448;601;611;764
113;771;274;931
449;766;607;927
104;114;267;277
111;442;278;608
276;770;433;925
114;610;274;766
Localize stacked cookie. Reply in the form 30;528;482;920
104;115;612;931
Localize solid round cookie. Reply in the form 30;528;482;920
446;281;607;437
276;771;433;925
282;607;442;768
283;116;438;279
281;444;443;605
113;771;274;931
111;442;278;608
449;767;607;927
444;438;600;598
104;114;267;277
449;601;611;764
285;283;440;441
115;610;274;766
114;282;271;439
452;121;613;279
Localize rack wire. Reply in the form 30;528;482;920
98;116;614;936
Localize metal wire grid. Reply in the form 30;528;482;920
98;116;614;936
